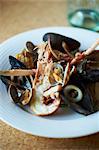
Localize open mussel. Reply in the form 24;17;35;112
0;56;33;107
9;55;28;87
76;49;99;82
0;75;25;90
9;55;26;69
43;32;80;53
0;74;32;106
63;73;96;115
0;56;26;88
76;50;99;113
8;81;32;106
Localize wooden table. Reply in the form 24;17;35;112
0;1;99;149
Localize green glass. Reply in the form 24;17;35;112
67;0;99;31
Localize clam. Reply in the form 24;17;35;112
26;41;38;67
26;41;36;53
48;63;64;85
8;84;32;106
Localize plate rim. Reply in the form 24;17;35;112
1;117;98;138
0;26;99;138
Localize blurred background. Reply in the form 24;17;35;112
0;0;67;42
0;0;99;43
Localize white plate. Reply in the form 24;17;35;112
0;27;99;138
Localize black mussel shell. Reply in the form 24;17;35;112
81;69;99;82
1;56;32;91
9;84;20;103
87;82;99;112
43;32;80;52
9;55;26;69
0;75;26;90
63;74;95;115
78;54;99;82
69;102;91;115
77;51;99;82
9;84;32;113
0;76;11;90
9;56;28;87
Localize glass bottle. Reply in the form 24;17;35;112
67;0;99;31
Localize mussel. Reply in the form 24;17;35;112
61;43;99;115
76;50;99;82
9;55;26;69
8;79;32;106
0;56;26;88
0;56;33;106
9;55;28;87
43;32;80;53
0;74;33;107
63;73;96;115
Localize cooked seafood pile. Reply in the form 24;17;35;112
0;33;99;116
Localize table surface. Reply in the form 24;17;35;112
0;1;99;150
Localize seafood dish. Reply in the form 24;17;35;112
0;33;99;116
